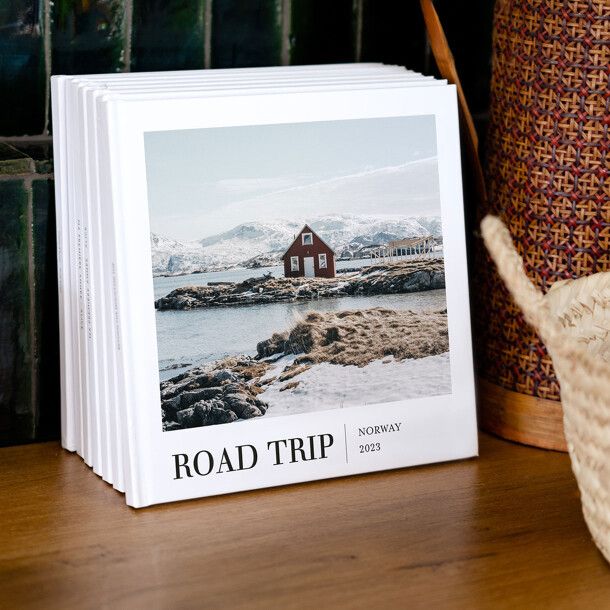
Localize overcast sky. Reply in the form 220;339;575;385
144;115;439;241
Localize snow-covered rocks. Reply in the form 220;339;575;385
161;358;269;431
160;306;449;429
261;353;452;417
155;259;445;310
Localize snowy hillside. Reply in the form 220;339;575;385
308;215;438;259
151;214;442;275
196;221;302;269
414;216;443;238
150;233;208;276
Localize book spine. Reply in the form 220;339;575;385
50;77;75;451
65;82;85;459
78;87;105;477
99;98;127;493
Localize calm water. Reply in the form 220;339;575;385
154;265;446;381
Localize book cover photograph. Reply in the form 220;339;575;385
145;115;451;432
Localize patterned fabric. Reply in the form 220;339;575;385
477;0;610;400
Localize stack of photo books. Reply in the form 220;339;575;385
52;63;477;508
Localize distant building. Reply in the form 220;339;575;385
370;235;436;262
387;236;435;256
282;224;336;278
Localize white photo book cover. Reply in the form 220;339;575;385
51;66;477;507
138;106;476;505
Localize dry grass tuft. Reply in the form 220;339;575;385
279;381;301;392
278;364;311;381
265;307;448;368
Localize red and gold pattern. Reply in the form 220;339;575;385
477;0;610;400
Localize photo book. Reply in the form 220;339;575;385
51;63;477;508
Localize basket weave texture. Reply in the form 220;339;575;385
476;0;610;400
482;214;610;563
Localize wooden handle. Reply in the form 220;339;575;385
420;0;487;206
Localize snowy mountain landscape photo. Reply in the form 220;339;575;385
144;115;452;431
150;213;443;276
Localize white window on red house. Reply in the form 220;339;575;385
318;253;327;269
290;256;299;271
301;232;313;245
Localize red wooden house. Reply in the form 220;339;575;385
282;225;336;279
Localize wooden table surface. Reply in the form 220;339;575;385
0;433;608;609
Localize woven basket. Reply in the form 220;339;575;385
474;0;610;450
482;215;610;563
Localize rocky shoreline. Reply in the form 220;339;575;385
161;307;448;430
155;259;445;310
161;356;270;431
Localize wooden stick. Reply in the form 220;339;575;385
420;0;488;206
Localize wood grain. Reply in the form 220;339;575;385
0;433;607;609
478;378;568;452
